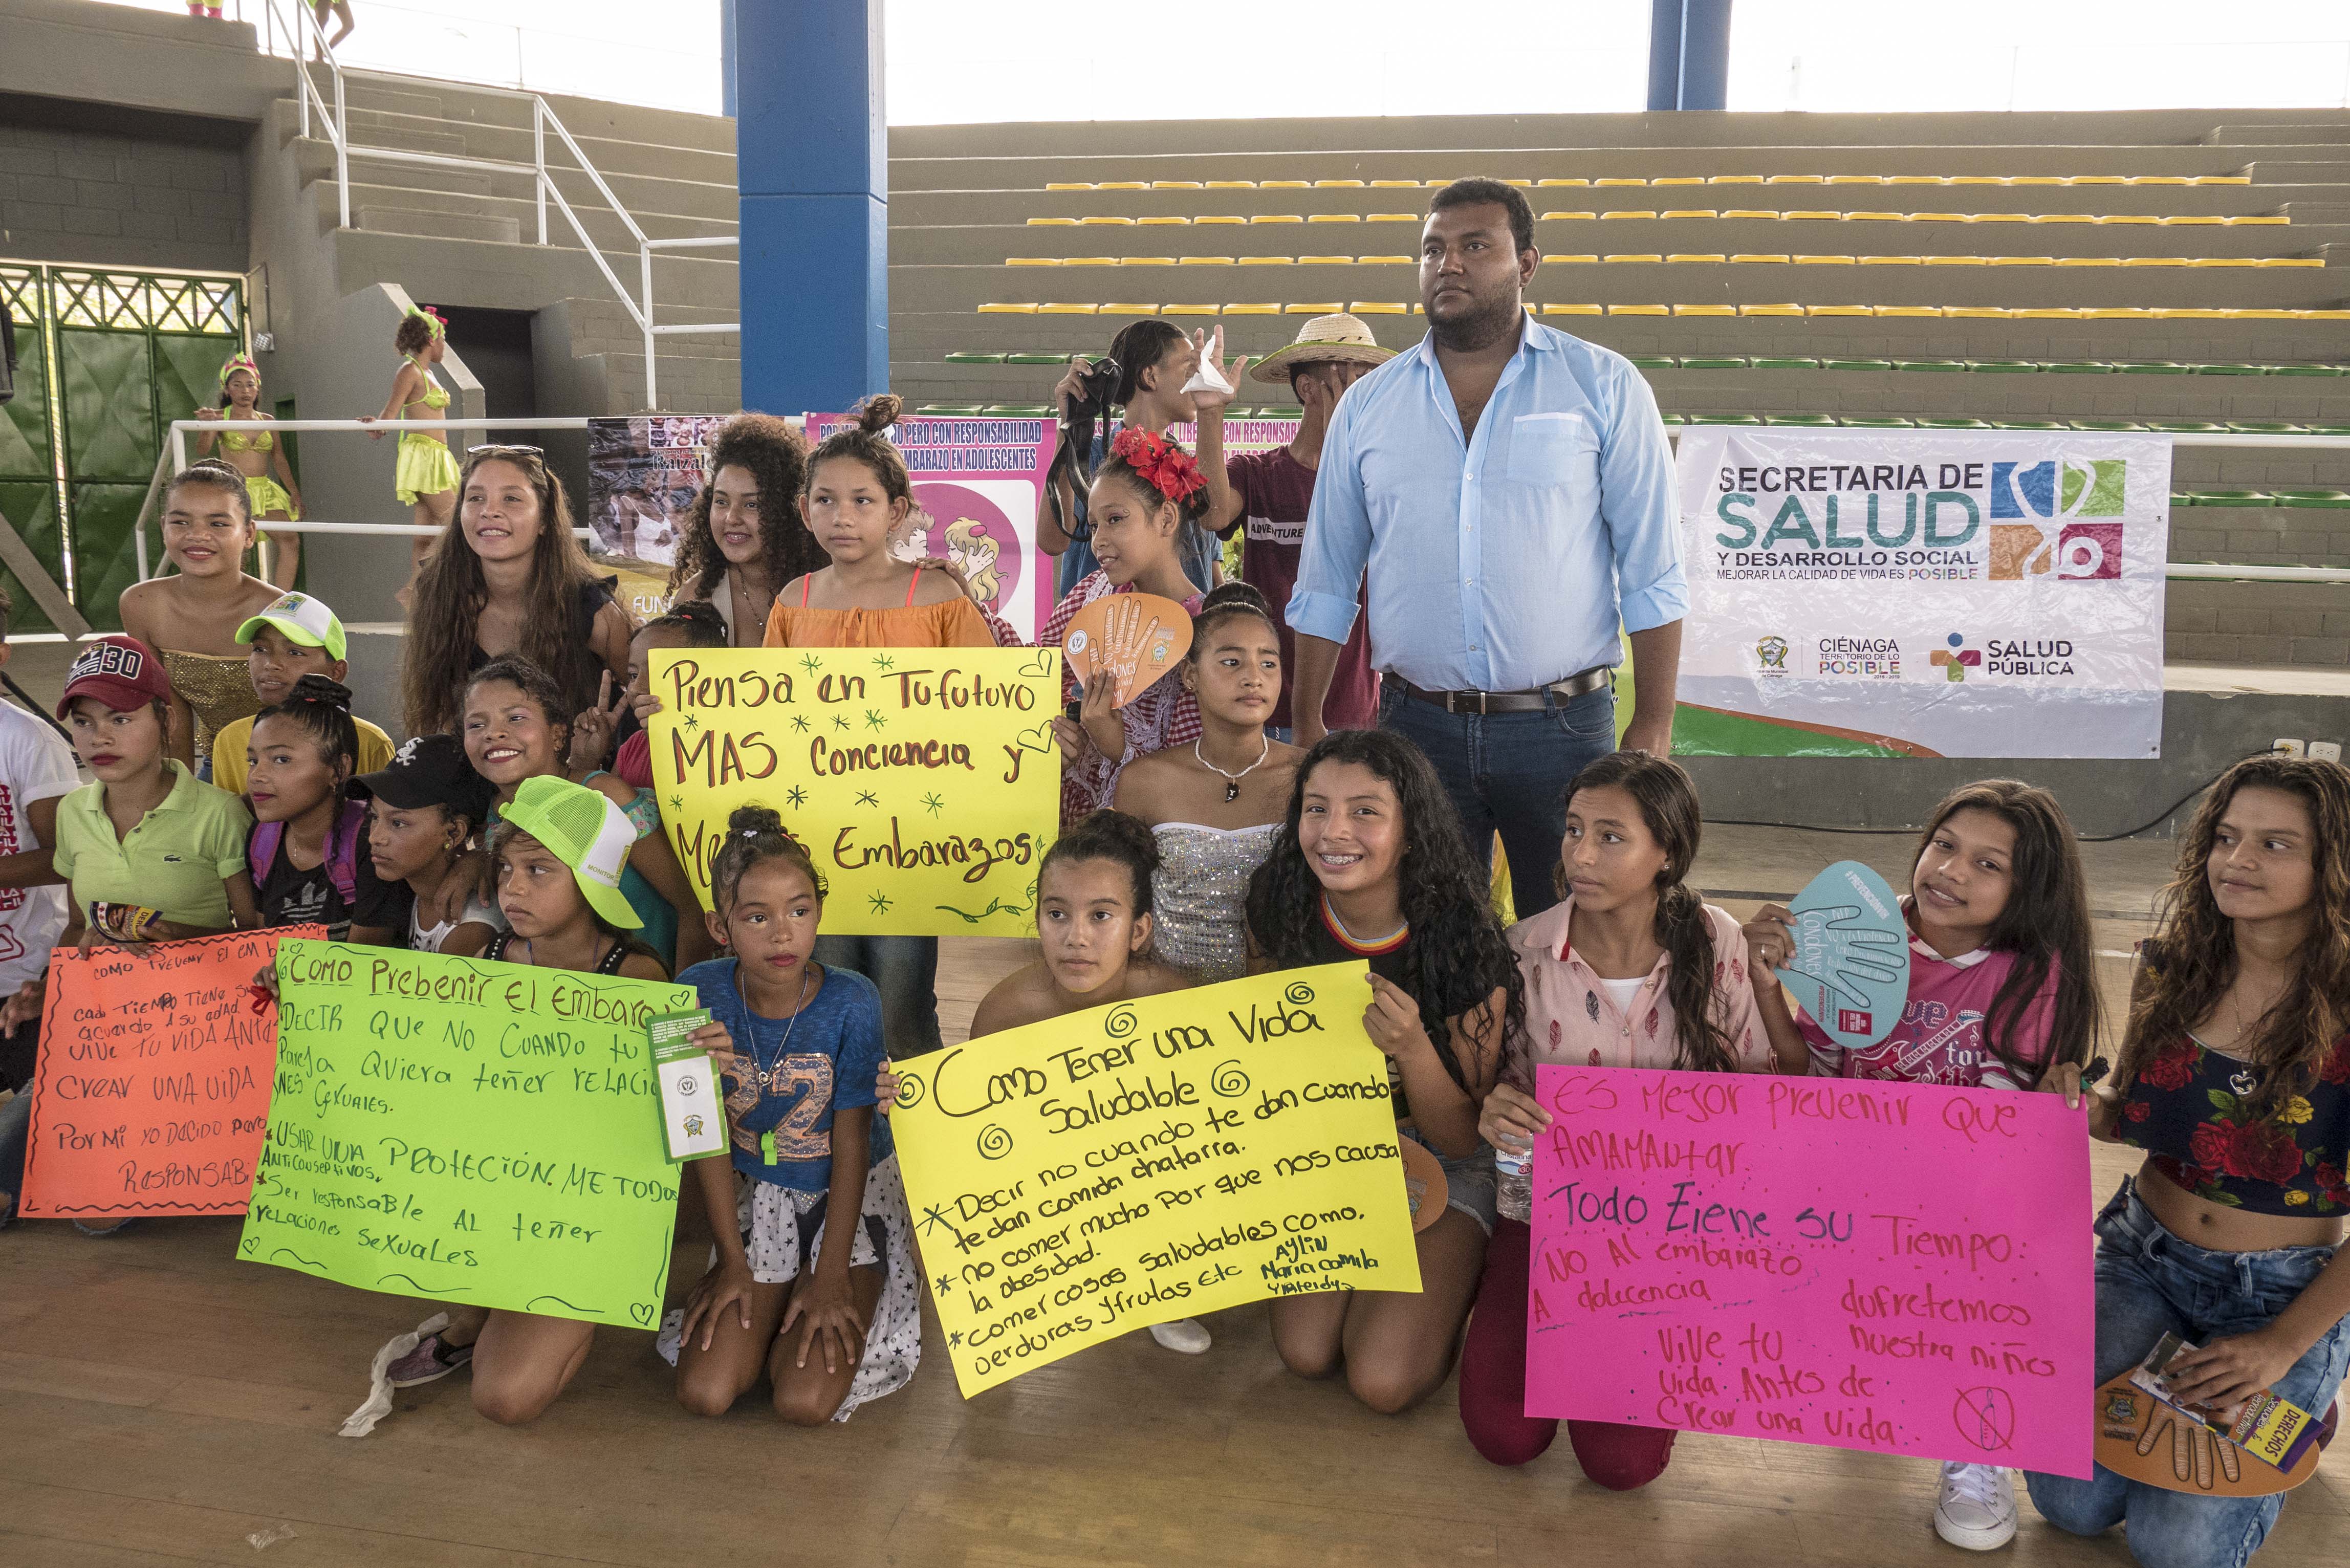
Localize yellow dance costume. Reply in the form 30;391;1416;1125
394;356;461;504
216;426;300;519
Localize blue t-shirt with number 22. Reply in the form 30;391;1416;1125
679;958;893;1195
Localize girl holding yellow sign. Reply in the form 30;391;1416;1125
1244;730;1518;1414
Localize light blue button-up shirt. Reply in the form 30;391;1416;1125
1288;319;1686;693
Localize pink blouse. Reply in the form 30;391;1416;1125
1502;895;1773;1090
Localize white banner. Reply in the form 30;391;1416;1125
1674;428;2170;759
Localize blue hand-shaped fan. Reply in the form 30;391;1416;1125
1781;860;1911;1051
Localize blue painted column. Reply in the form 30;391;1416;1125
733;3;886;417
1647;0;1732;112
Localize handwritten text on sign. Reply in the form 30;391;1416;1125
648;647;1063;937
893;964;1423;1396
21;927;317;1218
1525;1065;2094;1477
237;941;694;1330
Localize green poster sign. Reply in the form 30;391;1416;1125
237;941;695;1329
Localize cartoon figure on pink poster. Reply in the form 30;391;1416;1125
894;481;1025;624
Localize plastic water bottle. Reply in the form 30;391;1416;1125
1495;1145;1532;1222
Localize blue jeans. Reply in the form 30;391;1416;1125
812;934;944;1060
2023;1178;2350;1568
1377;678;1616;923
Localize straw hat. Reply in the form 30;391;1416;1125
1247;312;1396;385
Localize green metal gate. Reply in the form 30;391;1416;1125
0;262;245;633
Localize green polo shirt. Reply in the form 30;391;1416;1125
53;760;253;930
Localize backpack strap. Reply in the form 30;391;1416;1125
247;819;285;886
321;799;364;906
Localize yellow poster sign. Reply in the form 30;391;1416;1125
647;647;1062;937
890;963;1425;1396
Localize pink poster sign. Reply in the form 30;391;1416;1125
1526;1065;2095;1477
805;413;1058;646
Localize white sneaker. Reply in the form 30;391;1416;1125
1146;1318;1211;1355
1934;1461;2017;1551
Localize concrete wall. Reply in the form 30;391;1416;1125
0;104;248;271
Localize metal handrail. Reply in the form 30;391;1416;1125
253;19;735;411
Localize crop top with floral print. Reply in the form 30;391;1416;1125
2117;1032;2350;1216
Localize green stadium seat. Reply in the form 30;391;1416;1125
1004;351;1071;365
2044;362;2114;374
2119;363;2193;376
1916;417;1990;428
2145;421;2227;433
2274;489;2350;508
2228;421;2309;434
2193;363;2270;376
919;403;987;415
1823;358;1893;372
2301;423;2350;435
1752;356;1821;369
2068;419;2147;431
1258;405;1305;418
1693;414;1765;425
943;351;1007;364
1993;420;2071;430
2175;490;2275;507
2269;364;2348;377
1763;413;1838;426
1894;360;1966;373
1627;355;1677;370
1659;412;1690;424
1966;360;2039;374
1678;356;1751;369
1837;415;1916;427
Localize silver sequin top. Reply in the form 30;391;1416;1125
1149;822;1281;984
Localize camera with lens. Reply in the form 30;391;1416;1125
1047;352;1121;542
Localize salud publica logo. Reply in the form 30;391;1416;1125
1935;631;2079;681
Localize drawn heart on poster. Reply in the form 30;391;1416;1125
1014;722;1056;754
630;1302;657;1327
1063;593;1191;707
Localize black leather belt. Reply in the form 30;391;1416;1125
1401;666;1610;715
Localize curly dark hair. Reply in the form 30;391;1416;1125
1245;730;1523;1088
2117;755;2350;1120
666;411;823;605
1041;809;1161;921
393;312;439;357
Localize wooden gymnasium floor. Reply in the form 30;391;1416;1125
3;829;2346;1567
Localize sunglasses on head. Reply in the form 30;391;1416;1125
467;444;545;457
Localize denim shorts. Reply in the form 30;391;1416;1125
1401;1122;1497;1236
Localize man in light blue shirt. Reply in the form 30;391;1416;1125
1287;179;1686;919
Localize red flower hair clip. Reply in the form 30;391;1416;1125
1110;426;1206;506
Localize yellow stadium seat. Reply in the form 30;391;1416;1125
1875;306;1940;317
1062;256;1119;266
1673;303;1738;316
1350;301;1409;313
1944;306;2012;318
1195;215;1246;225
2094;214;2161;224
2120;257;2187;267
1767;175;1824;184
1205;180;1255;189
1603;254;1662;264
1150;181;1202;189
1285;302;1344;314
1039;302;1099;314
2154;308;2229;319
1923;255;1987;266
2299;309;2350;318
2226;309;2295;319
1178;256;1234;265
1847;211;1907;221
1542;303;1604;315
1370;179;1421;188
1987;256;2056;266
1027;216;1079;226
1608;303;1670;315
1540;211;1598;222
2028;214;2097;224
1729;253;1789;263
1097;182;1147;190
2015;308;2083;319
1079;215;1135;226
1886;175;1942;184
1949;176;2003;185
1121;257;1177;266
2228;214;2291;225
1006;257;1061;266
2054;257;2122;267
1137;216;1189;226
1223;303;1281;315
2069;175;2128;184
1315;179;1365;188
2129;176;2193;185
1538;178;1591;186
1099;303;1159;315
2201;176;2253;184
1595;177;1647;187
1161;303;1220;315
1794;254;1855;264
1260;180;1310;189
1667;253;1727;263
1044;182;1093;191
1741;303;1806;316
1972;213;2030;223
1601;210;1659;220
1506;180;1534;188
1652;176;1706;186
1784;209;1841;220
1252;214;1304;224
1827;175;1885;185
1661;209;1719;220
1709;174;1765;184
1358;255;1413;265
1307;213;1362;223
1367;213;1420;222
1858;255;1922;265
2010;176;2066;186
2160;215;2224;226
1807;304;1875;317
1238;256;1295;265
2082;307;2153;319
1721;209;1778;221
1551;254;1600;263
1298;255;1355;264
2260;256;2326;267
977;303;1038;314
1912;211;1967;223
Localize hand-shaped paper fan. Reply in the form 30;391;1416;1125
1780;860;1911;1052
1062;592;1191;708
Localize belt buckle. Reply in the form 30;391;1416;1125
1458;689;1487;716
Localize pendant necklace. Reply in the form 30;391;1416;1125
734;963;813;1092
1194;733;1272;803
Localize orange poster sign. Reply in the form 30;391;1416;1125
20;927;314;1219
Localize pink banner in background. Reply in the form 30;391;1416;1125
1525;1065;2095;1477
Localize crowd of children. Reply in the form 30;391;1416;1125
0;369;2341;1568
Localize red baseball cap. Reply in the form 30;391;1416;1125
57;635;171;718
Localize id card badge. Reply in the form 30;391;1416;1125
648;1008;726;1163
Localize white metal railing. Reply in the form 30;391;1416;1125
139;418;597;580
252;1;735;410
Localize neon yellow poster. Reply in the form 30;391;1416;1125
236;941;694;1329
646;647;1062;937
890;963;1424;1396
